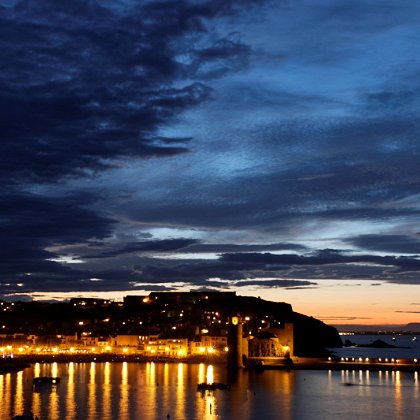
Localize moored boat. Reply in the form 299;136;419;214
33;376;61;386
12;412;39;419
197;382;228;391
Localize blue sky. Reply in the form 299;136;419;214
1;0;420;324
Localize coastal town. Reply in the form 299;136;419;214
0;291;339;364
3;292;418;374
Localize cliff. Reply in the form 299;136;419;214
291;312;342;356
225;295;342;356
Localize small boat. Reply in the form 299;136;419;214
197;382;228;391
412;337;417;342
12;412;39;420
33;376;61;386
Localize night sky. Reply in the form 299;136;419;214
2;0;420;325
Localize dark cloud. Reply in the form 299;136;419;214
4;243;420;296
82;240;306;259
220;251;420;273
320;316;372;321
122;114;420;230
187;37;252;79
0;0;260;185
183;242;307;253
2;0;420;298
395;311;420;314
0;0;270;295
232;279;317;288
346;234;420;254
84;239;199;259
0;192;114;283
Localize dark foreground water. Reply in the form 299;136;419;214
1;362;419;420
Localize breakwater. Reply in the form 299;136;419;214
256;356;419;372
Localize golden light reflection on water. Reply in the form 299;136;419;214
164;362;169;386
206;365;214;384
34;362;41;377
145;362;156;420
198;363;205;383
6;373;12;415
1;374;11;416
394;371;403;420
64;362;74;420
103;361;111;419
195;364;221;420
2;362;420;419
119;362;129;420
178;362;184;385
14;370;24;414
0;375;3;409
196;386;217;419
175;363;186;419
87;362;96;420
279;370;292;420
147;361;156;386
52;362;58;378
49;380;60;420
32;385;41;419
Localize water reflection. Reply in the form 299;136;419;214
176;363;186;419
87;362;96;420
206;365;214;384
15;370;24;415
198;363;205;383
34;362;41;377
1;364;420;419
103;361;111;419
64;362;74;420
394;371;403;420
1;374;11;416
119;362;129;420
51;362;58;378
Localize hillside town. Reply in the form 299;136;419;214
0;292;341;363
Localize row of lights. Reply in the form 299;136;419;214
329;356;418;363
0;345;131;354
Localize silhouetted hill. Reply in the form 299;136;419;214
224;295;342;356
292;312;342;356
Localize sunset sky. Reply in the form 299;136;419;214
1;0;420;326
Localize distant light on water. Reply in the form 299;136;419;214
206;365;214;384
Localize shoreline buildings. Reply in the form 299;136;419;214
0;291;340;362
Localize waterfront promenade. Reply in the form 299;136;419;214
2;354;419;374
258;356;419;372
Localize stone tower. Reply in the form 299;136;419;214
227;316;244;368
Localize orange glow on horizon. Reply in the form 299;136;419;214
12;280;420;326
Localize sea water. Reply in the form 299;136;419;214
329;334;420;360
1;360;419;419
